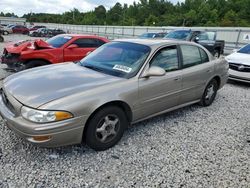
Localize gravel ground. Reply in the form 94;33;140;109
0;34;249;188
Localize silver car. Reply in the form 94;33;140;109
0;39;229;150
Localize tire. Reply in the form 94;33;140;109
3;31;8;35
214;50;220;58
0;35;3;42
199;79;218;106
24;60;49;69
84;106;128;151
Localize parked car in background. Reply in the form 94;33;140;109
139;32;167;39
164;30;225;58
29;28;63;37
29;25;46;32
225;44;250;83
0;39;228;150
12;25;29;34
0;25;13;35
48;28;66;37
1;34;109;71
29;28;47;37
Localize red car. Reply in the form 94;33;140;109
1;34;109;71
12;25;29;34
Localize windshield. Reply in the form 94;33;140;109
164;30;191;40
80;42;151;78
238;44;250;54
46;35;72;48
139;33;156;38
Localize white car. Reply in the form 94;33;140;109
1;25;14;35
226;44;250;83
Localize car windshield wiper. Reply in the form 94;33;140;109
83;64;105;73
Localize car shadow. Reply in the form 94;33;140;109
227;80;250;88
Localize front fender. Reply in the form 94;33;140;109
20;49;63;64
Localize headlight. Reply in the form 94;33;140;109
21;106;73;123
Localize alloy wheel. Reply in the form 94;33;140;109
95;114;120;143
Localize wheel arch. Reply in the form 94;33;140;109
213;75;221;88
24;58;52;65
84;100;133;133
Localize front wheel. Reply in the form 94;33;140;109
199;79;218;106
84;106;128;151
24;60;49;70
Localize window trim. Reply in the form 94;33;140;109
179;44;205;69
199;47;209;63
148;45;181;72
72;38;99;48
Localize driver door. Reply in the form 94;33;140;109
63;38;98;62
136;45;182;120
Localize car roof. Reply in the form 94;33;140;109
59;34;106;38
113;38;199;47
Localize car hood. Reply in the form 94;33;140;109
226;52;250;66
3;63;122;108
5;39;53;54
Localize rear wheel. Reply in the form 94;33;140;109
3;31;8;35
24;60;49;69
84;106;128;151
0;35;4;42
199;79;218;106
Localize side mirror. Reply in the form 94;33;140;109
67;44;78;49
142;66;166;78
194;37;199;43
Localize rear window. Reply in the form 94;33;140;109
165;30;191;40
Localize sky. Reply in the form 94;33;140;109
0;0;181;17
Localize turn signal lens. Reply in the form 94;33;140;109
55;111;73;121
32;135;51;141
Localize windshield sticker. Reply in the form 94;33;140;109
63;36;72;40
113;65;132;73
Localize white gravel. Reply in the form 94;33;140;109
0;34;249;188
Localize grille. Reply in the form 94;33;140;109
229;63;250;72
1;89;16;115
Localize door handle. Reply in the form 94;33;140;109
206;70;212;73
174;77;181;81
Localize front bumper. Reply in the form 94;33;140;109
1;51;24;71
229;69;250;83
0;91;89;147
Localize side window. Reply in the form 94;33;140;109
181;45;202;68
73;38;98;48
197;32;209;40
97;39;106;47
150;46;179;72
199;48;209;63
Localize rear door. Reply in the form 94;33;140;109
137;45;182;119
179;44;214;104
63;38;101;62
